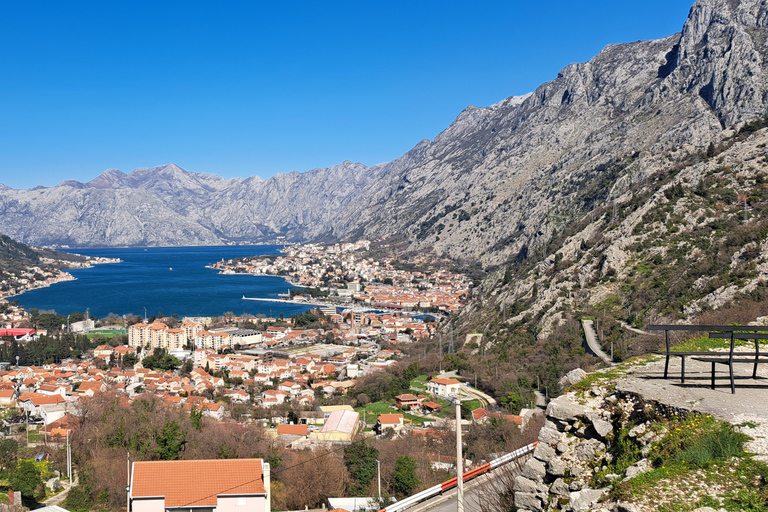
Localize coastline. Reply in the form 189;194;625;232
207;267;307;289
3;257;123;301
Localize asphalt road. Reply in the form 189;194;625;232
409;462;523;512
581;319;613;365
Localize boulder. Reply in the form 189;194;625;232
576;440;597;461
628;423;647;438
546;396;586;422
514;475;537;493
592;418;613;439
549;478;570;497
46;477;61;491
569;488;606;511
625;458;653;479
548;457;566;477
514;492;543;512
521;457;547;482
538;426;563;445
533;442;556;463
558;368;587;388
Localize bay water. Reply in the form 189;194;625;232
16;246;314;319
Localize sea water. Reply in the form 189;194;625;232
16;246;314;319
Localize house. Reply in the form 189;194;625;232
394;393;423;410
311;409;360;443
18;393;66;416
40;403;68;426
78;381;106;397
130;458;271;512
0;389;16;407
375;413;404;435
202;403;225;421
276;424;309;437
427;378;461;398
471;407;527;426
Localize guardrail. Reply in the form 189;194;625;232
377;442;537;512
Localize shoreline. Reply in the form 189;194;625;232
3;257;122;302
206;267;307;289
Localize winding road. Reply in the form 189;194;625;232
581;319;613;365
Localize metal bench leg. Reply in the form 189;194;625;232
681;356;686;383
664;354;670;379
754;340;760;379
711;361;715;390
730;360;735;394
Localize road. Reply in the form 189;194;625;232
409;461;523;512
461;384;497;408
619;321;650;335
41;474;78;508
434;372;497;408
581;319;613;365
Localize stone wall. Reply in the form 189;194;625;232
513;384;686;512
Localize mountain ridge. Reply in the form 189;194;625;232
1;0;767;262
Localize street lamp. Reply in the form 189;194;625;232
447;394;464;512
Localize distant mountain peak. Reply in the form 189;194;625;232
56;180;86;189
87;168;129;189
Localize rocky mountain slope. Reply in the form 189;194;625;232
2;0;768;272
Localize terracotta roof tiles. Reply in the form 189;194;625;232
131;458;265;506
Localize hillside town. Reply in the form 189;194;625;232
0;254;121;300
0;297;527;453
209;241;471;314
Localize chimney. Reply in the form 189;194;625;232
263;461;271;512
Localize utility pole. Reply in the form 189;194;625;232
455;398;464;512
67;429;72;487
377;459;381;501
127;451;131;512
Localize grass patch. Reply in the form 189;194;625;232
89;329;127;338
356;401;398;424
568;368;623;393
609;413;766;510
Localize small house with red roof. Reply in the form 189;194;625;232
129;458;270;512
427;378;461;397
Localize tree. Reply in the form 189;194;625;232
122;353;138;369
0;438;19;471
9;459;43;499
344;441;379;496
706;141;716;158
392;456;420;497
141;348;181;371
153;420;187;460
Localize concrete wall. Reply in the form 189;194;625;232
132;497;164;512
217;495;267;512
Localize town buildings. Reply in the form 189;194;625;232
130;458;271;512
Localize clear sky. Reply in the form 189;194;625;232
0;0;695;189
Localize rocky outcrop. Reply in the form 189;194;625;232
2;0;768;258
513;387;682;511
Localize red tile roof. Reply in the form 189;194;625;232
276;424;309;436
378;413;404;425
131;458;265;506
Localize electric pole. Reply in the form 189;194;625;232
455;398;464;512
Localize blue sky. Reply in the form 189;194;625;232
0;0;694;189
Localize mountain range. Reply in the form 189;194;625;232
2;0;768;273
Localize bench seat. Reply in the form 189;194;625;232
651;351;721;383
